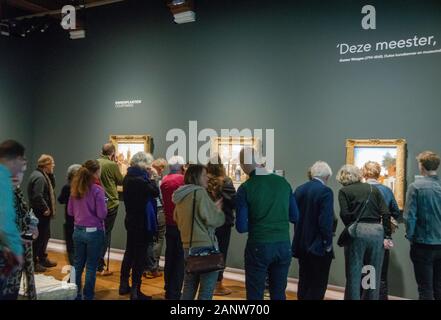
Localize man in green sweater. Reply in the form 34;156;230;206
97;143;123;276
236;147;299;300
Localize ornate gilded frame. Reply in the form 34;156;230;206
211;136;261;185
109;135;153;192
346;139;407;210
109;135;153;154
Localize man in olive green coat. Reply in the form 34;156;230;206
97;143;123;275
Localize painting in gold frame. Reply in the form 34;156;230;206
211;136;261;186
346;139;406;210
109;134;153;178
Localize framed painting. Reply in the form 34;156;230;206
346;139;407;210
211;136;261;186
109;135;153;178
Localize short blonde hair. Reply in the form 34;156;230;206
336;164;362;186
417;151;440;171
362;161;381;179
152;158;168;170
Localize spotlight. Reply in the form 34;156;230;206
0;22;10;37
40;24;49;33
69;28;86;40
168;0;196;24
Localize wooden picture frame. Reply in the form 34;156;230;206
346;139;407;210
211;136;261;186
109;135;153;192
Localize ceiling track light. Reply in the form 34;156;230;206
168;0;196;24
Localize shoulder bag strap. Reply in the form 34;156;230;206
352;184;373;237
189;190;197;250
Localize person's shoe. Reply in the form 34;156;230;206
97;269;113;277
213;281;232;296
144;271;162;279
130;284;152;300
119;279;131;295
39;258;57;268
34;263;47;273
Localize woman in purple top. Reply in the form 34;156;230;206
68;160;107;300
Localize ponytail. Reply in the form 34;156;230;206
71;160;100;199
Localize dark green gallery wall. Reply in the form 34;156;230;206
0;38;35;160
4;0;441;299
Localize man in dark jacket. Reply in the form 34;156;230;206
292;161;335;300
27;154;57;272
97;143;123;276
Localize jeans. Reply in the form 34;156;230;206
297;252;333;300
73;228;105;300
164;225;185;300
216;225;232;282
410;243;441;300
33;213;51;262
98;206;118;271
146;208;166;272
182;247;219;300
244;241;292;300
120;227;150;287
344;223;384;300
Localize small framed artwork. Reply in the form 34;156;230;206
211;136;261;186
109;135;153;178
346;139;407;210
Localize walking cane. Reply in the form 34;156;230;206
106;233;111;272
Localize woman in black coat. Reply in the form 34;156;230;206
206;156;237;296
119;152;159;300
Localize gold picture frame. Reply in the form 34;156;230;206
211;136;261;185
109;135;153;191
346;139;407;210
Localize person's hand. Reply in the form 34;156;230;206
384;239;394;250
30;226;39;240
43;209;51;216
215;198;223;210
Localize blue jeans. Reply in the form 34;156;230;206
182;247;219;300
73;227;105;300
245;241;292;300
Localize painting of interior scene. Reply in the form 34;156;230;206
212;137;259;186
116;143;146;176
354;147;398;193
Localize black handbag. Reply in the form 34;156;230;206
337;185;373;247
185;190;226;275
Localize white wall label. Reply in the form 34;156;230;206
115;100;142;109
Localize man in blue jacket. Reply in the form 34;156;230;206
292;161;335;300
405;151;441;300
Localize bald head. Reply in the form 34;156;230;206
239;147;258;175
102;143;116;157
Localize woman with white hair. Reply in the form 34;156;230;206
336;164;392;300
119;152;160;300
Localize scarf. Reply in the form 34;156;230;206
127;167;158;234
38;169;56;217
